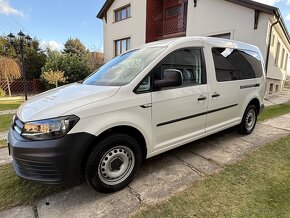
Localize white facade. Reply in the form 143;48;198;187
99;0;290;94
102;0;146;62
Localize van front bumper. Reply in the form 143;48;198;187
8;128;94;185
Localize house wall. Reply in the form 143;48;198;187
186;0;269;60
266;24;290;93
101;0;290;94
103;0;146;62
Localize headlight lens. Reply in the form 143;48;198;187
21;115;79;140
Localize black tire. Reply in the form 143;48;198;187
238;104;258;135
85;133;142;193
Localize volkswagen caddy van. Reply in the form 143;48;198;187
8;37;266;193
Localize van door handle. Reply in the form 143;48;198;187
140;103;152;108
198;95;207;101
212;92;220;98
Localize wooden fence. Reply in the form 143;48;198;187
0;79;45;95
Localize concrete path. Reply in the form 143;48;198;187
0;146;11;165
0;109;17;115
264;88;290;106
14;113;288;218
0;131;8;140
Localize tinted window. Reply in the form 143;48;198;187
212;48;262;82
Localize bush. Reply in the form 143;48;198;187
0;88;6;97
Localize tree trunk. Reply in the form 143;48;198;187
56;80;58;87
5;74;11;97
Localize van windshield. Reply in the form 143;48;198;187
83;46;165;86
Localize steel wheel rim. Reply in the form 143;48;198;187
98;146;135;185
245;109;256;131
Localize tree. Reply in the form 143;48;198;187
0;56;21;96
63;38;89;60
41;70;67;87
24;39;47;80
0;36;46;80
43;49;91;83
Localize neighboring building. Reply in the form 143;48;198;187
97;0;290;94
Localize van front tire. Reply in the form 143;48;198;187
85;134;142;193
238;104;258;135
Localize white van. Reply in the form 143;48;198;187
8;37;266;193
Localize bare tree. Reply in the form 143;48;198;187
0;56;21;96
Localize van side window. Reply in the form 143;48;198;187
135;48;206;93
154;48;206;87
212;48;262;82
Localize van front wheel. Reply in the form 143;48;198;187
85;134;142;193
238;104;258;135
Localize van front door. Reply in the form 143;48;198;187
151;48;208;152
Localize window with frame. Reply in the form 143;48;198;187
280;48;285;69
275;41;281;66
212;47;263;82
115;5;131;22
166;5;182;18
115;38;130;57
284;53;288;70
210;33;231;40
136;48;206;92
271;34;275;46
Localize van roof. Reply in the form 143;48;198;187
145;36;260;53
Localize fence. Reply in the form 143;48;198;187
0;79;45;95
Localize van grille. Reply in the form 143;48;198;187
14;157;61;181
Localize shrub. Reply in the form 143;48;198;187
0;88;6;97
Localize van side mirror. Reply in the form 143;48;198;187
154;69;183;90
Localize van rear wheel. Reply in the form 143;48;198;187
85;134;142;193
238;104;258;135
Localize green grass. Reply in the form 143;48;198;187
0;164;65;211
0;114;14;132
0;101;22;111
0;140;7;148
258;101;290;122
136;134;290;218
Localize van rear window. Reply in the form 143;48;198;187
212;48;263;82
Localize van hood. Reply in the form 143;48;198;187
17;83;120;122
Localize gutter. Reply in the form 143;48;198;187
265;13;280;74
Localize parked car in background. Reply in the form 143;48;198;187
8;37;266;193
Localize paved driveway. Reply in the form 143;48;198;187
2;113;288;218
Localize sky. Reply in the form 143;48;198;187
0;0;106;51
0;0;289;52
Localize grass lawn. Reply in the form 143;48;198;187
258;100;290;122
0;114;14;132
0;140;7;148
0;101;22;111
136;134;290;218
0;164;65;211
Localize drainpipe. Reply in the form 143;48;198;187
265;13;280;74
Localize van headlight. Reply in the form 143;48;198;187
21;115;79;140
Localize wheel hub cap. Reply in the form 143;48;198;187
110;157;123;171
246;109;255;130
98;146;135;185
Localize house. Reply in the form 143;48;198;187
97;0;290;94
